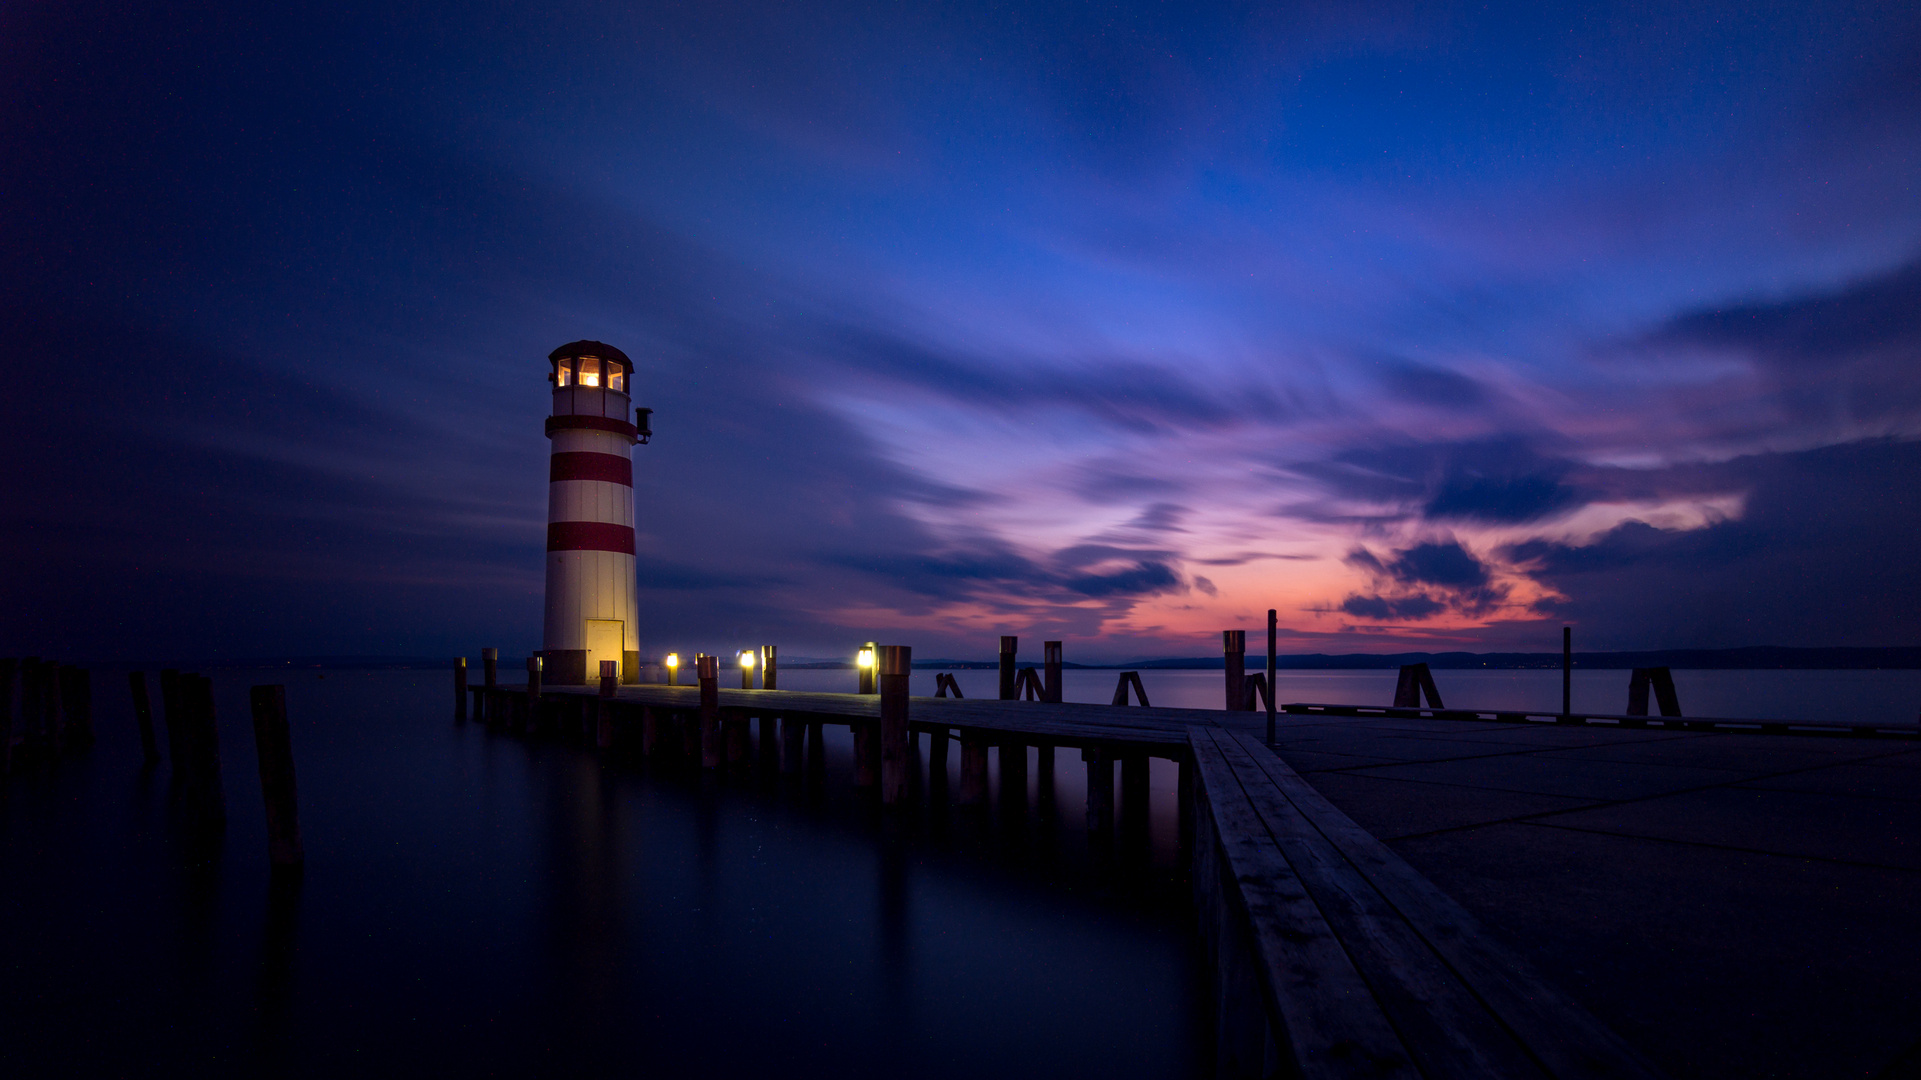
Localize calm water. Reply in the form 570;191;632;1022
0;670;1202;1078
795;667;1921;727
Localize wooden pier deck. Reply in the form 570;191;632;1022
466;677;1673;1078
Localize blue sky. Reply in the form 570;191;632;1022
4;0;1919;661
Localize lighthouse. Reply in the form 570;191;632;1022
541;340;649;685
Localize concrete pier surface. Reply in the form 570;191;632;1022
1257;712;1921;1079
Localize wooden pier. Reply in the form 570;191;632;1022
466;676;1672;1078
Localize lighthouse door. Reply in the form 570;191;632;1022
585;619;625;682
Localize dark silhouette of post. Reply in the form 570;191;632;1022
762;645;778;691
482;648;499;688
525;656;543;733
1223;630;1246;711
1627;667;1682;717
959;735;988;806
182;674;227;831
248;685;303;871
1562;626;1573;716
1042;641;1062;703
130;671;160;764
1266;609;1278;745
998;636;1017;700
1084;746;1114;849
1111;671;1149;706
697;654;720;768
1392;663;1444;708
454;657;468;722
160;668;183;765
0;658;15;775
62;666;93;747
879;645;911;805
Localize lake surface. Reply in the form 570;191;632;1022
0;670;1203;1078
785;666;1921;727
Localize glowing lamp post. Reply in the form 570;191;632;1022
857;644;876;695
739;650;757;690
665;652;680;687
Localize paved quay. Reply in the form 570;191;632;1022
1260;712;1921;1079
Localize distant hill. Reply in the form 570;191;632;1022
1112;646;1921;670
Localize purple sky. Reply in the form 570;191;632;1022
4;1;1919;662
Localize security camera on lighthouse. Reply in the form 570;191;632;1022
541;340;651;686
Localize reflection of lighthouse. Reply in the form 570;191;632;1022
542;340;648;685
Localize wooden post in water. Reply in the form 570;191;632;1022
597;661;617;749
1120;753;1149;845
998;636;1017;700
159;668;183;765
879;645;911;805
248;685;303;870
697;654;720;769
1223;630;1246;712
959;734;988;806
454;657;468;722
1042;641;1062;703
182;675;227;830
525;656;543;733
62;666;94;748
762;646;778;691
781;717;804;776
1562;626;1572;717
1000;739;1028;815
1266;609;1278;746
130;671;160;764
928;726;950;789
482;648;499;688
1084;746;1115;847
42;663;63;751
0;658;15;775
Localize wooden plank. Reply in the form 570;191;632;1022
1227;732;1665;1080
1186;727;1416;1079
1211;732;1544;1079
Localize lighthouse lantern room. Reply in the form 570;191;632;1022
542;340;645;685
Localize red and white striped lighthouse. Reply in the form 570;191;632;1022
542;340;648;685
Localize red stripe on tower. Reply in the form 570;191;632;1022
549;452;634;486
547;521;636;554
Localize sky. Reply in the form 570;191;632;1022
3;0;1919;663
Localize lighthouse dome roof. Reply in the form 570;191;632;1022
548;340;632;366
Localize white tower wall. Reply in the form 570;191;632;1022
540;342;644;685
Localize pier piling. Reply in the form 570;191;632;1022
1223;631;1246;712
1266;609;1278;745
454;658;468;722
182;675;227;830
1042;641;1062;703
697;654;720;769
879;645;911;805
959;734;988;805
248;685;303;870
1084;746;1115;847
0;658;14;775
130;671;160;764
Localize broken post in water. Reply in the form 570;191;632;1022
1222;630;1246;712
248;685;304;871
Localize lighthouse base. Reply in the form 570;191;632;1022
540;650;589;686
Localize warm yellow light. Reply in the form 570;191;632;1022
740;651;755;669
857;648;874;669
665;653;680;668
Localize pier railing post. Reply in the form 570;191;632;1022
1042;641;1062;703
762;645;777;691
1562;626;1572;717
998;636;1017;700
248;685;304;871
1223;630;1246;712
880;645;911;805
482;648;499;688
454;657;468;722
1266;609;1278;746
130;671;159;764
697;654;720;769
